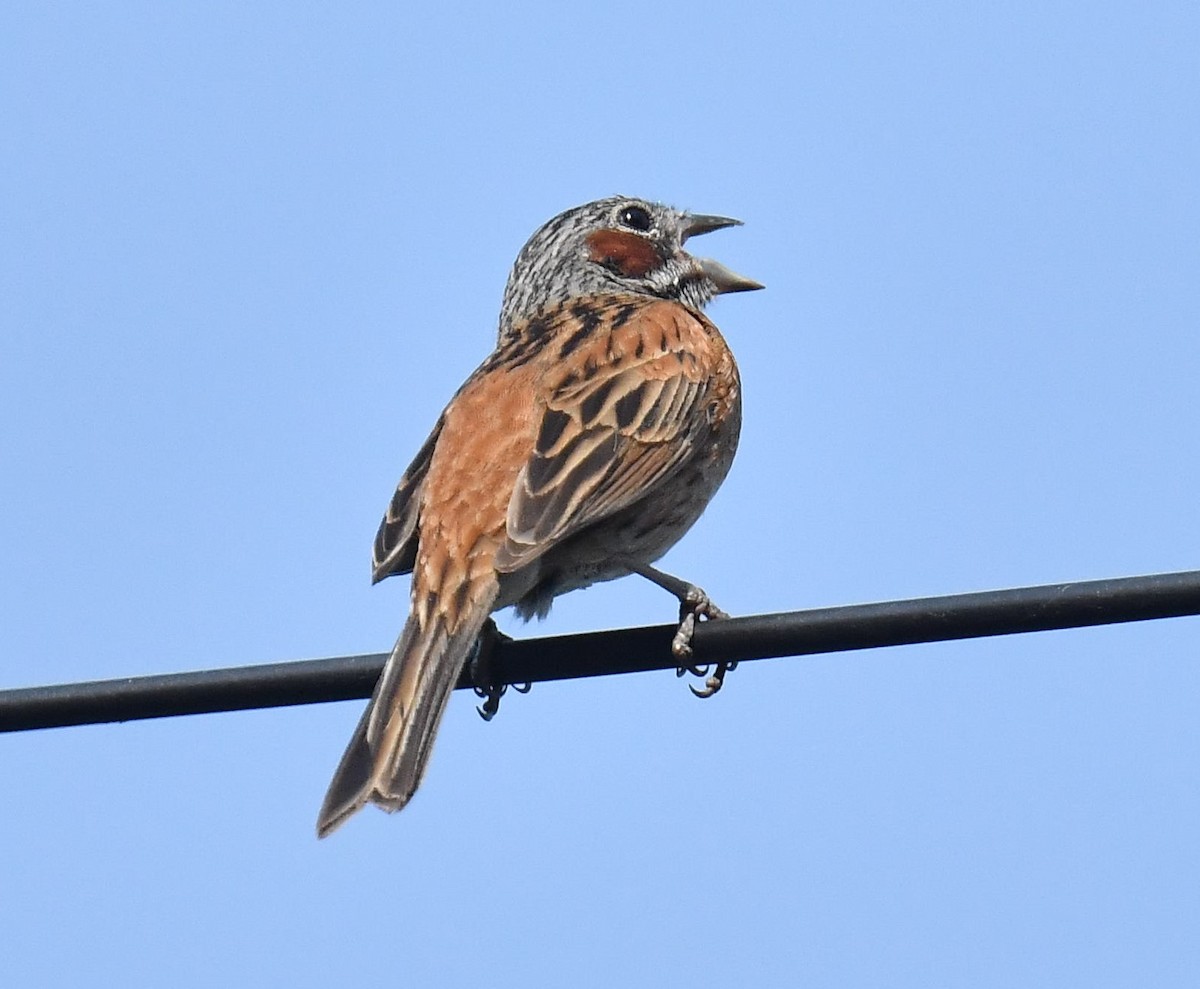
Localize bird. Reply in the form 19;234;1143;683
317;195;761;837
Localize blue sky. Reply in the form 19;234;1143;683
3;2;1198;985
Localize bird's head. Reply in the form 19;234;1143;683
499;196;762;332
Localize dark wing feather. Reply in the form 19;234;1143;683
494;304;714;573
371;419;444;583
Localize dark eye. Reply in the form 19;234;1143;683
618;205;652;232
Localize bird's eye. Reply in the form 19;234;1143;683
618;205;653;232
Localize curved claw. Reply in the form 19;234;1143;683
688;660;738;699
620;559;738;699
470;618;520;721
676;662;711;678
475;683;506;721
673;593;738;697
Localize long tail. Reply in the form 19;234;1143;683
316;601;492;838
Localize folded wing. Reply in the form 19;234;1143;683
495;299;719;572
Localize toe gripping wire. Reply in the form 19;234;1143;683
671;587;737;698
470;562;736;719
619;559;738;699
470;619;530;721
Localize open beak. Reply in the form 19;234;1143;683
680;212;764;294
698;257;764;294
680;213;744;242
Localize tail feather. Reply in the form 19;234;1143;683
316;605;490;838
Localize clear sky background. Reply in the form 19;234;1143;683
3;3;1198;986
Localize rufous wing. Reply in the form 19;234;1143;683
494;300;719;573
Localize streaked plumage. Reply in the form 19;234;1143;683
318;196;760;837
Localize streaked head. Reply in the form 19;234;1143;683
499;196;762;333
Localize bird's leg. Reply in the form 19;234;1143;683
469;618;519;721
620;559;736;698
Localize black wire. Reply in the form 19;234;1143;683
2;569;1198;733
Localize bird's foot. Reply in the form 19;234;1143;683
474;682;534;721
669;584;735;698
469;619;526;721
618;558;736;699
